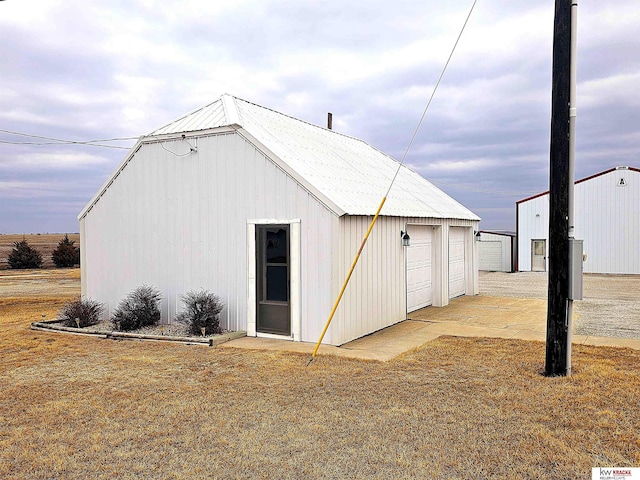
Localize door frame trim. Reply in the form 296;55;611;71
247;219;301;341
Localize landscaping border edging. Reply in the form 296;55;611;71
30;320;246;347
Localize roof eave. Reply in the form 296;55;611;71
517;165;640;204
78;139;144;221
142;124;240;143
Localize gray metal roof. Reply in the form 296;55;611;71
147;95;479;220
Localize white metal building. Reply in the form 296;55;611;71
477;231;516;272
79;95;480;346
516;166;640;274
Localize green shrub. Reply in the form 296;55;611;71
175;290;224;336
112;286;162;331
8;239;43;269
51;234;80;267
59;298;104;328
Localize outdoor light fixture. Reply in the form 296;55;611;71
474;230;481;241
400;230;411;247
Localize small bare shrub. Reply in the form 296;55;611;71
175;290;224;336
112;286;162;331
59;298;104;328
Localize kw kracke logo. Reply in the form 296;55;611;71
595;468;635;480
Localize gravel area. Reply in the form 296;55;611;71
479;271;640;339
91;320;193;336
49;319;226;339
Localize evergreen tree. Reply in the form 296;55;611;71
51;234;80;267
8;239;43;269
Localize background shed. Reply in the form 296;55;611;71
477;231;516;272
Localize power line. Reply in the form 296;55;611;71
0;128;137;149
0;128;138;142
385;0;478;197
0;139;131;150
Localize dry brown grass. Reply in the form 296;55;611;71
1;270;639;479
0;233;80;269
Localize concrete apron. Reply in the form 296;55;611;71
220;295;640;362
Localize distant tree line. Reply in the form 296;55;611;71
7;235;80;269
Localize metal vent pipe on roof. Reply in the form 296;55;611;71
327;112;333;130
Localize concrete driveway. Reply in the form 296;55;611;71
224;295;640;362
224;272;640;361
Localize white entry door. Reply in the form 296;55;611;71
406;225;433;313
448;227;466;299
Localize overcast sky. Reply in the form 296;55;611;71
1;0;638;234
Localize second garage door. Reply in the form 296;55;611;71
449;227;466;299
406;225;433;313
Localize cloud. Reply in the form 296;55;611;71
0;0;638;233
581;73;640;109
0;152;110;171
0;180;63;198
414;158;499;174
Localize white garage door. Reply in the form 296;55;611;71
449;227;466;299
406;225;433;313
478;241;502;271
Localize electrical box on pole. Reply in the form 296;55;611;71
568;239;583;300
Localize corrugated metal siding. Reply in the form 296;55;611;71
574;169;640;273
327;216;478;346
82;132;336;336
327;215;405;346
517;168;640;273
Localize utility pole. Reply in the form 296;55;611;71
546;0;577;377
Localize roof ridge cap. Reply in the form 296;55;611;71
221;94;241;126
233;96;377;145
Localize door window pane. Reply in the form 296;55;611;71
266;265;288;301
534;241;545;256
266;229;287;263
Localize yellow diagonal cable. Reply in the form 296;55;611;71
308;0;478;364
310;197;386;359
